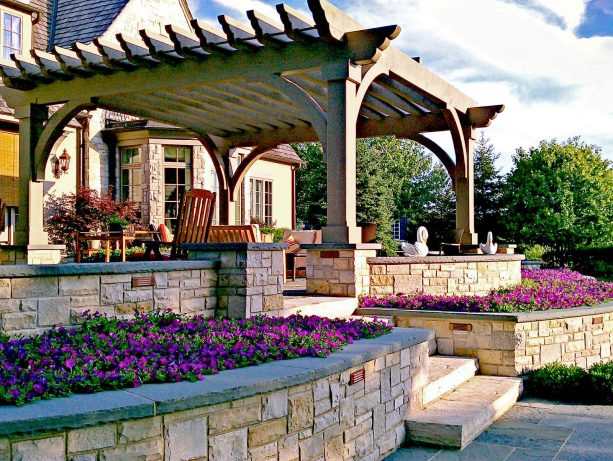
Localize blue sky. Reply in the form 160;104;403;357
186;0;613;170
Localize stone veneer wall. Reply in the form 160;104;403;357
0;261;217;336
0;329;432;461
368;255;524;297
304;245;380;297
186;243;287;318
356;303;613;376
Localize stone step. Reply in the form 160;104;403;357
406;375;523;449
421;356;479;407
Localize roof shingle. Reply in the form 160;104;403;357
51;0;129;48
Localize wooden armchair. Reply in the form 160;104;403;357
135;189;216;260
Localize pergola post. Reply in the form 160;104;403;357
322;66;362;244
455;127;477;245
14;104;47;247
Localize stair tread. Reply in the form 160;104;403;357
421;356;478;406
427;355;478;383
407;376;523;448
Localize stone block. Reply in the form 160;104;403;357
355;390;380;416
394;275;422;294
2;311;37;330
99;438;163;460
101;284;124;305
38;297;71;326
263;389;288;421
492;331;524;350
314;408;340;433
12;277;58;299
209;405;261;435
124;290;153;303
69;295;101;308
12;436;64;461
68;424;116;452
299;432;324;460
540;344;562;363
272;436;297;461
59;276;100;296
249;441;278;461
118;416;162;443
289;392;314;432
165;417;207;461
248;418;287;447
263;294;283;311
324;435;344;461
180;297;205;313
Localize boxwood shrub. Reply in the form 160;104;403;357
525;361;613;404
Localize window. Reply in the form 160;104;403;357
163;146;192;232
3;13;21;60
120;147;143;205
249;178;272;225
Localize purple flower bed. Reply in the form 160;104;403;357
360;269;613;313
0;312;391;406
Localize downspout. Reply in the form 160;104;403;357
291;165;296;229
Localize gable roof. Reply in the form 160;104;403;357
50;0;130;48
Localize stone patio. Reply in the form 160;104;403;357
387;398;613;461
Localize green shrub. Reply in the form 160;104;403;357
526;363;587;401
525;361;613;404
570;246;613;281
588;362;613;404
259;226;289;243
522;244;546;261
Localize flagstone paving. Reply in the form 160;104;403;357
387;398;613;461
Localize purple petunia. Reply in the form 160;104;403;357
0;312;391;406
360;269;613;313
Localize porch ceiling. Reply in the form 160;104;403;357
0;0;502;151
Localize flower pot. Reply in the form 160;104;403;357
109;223;124;233
87;239;101;250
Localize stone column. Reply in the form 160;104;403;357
304;244;380;297
186;243;288;318
455;127;477;245
322;65;362;244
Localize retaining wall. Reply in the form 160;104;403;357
0;261;218;337
0;328;432;461
357;302;613;376
368;255;524;297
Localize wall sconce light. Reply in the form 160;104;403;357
51;149;71;179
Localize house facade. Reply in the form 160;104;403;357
0;0;300;252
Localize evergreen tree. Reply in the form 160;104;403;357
473;131;504;241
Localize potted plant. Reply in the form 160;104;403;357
107;214;129;233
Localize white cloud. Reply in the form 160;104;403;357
345;0;613;168
187;0;613;169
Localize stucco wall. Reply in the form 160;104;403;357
246;159;294;228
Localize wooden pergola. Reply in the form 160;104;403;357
0;0;502;248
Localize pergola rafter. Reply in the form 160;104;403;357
0;0;504;248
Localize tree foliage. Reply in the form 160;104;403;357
294;137;457;255
502;137;613;263
473;132;504;241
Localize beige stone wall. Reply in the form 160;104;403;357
307;249;375;297
394;310;612;376
0;268;217;337
369;258;522;296
0;343;428;461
